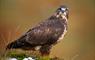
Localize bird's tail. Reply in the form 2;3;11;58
6;35;26;50
6;41;20;49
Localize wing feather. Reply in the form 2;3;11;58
25;18;65;45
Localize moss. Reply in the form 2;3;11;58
4;50;63;60
6;52;48;60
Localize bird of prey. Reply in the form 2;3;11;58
6;5;69;55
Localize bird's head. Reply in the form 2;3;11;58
55;5;69;19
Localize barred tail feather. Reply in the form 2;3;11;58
6;41;21;49
6;35;26;50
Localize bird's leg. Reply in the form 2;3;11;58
40;45;52;56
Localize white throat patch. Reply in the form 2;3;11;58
61;14;67;22
56;12;67;22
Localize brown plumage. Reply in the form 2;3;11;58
6;5;69;55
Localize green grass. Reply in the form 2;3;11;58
5;51;51;60
0;50;63;60
7;53;51;60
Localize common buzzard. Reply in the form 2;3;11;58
6;5;69;55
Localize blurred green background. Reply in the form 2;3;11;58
0;0;95;60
